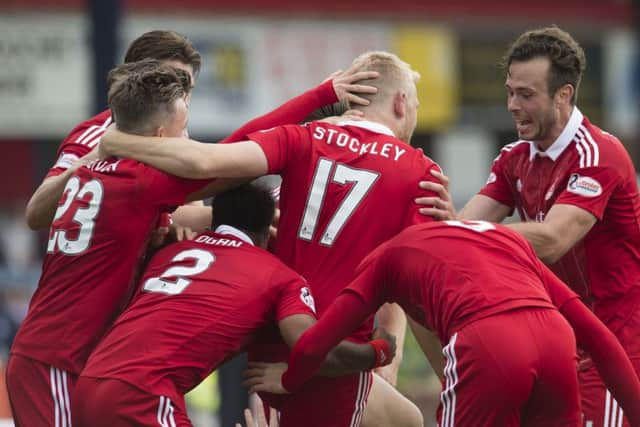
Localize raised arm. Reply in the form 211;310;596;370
222;68;378;143
99;129;267;180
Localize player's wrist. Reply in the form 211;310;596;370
368;339;392;368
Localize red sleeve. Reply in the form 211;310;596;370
273;268;317;321
538;260;580;310
403;153;442;227
555;165;618;220
220;80;337;144
560;299;640;425
477;148;516;208
141;167;211;209
46;111;112;178
248;125;310;175
281;250;386;392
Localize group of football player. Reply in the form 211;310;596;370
6;25;640;427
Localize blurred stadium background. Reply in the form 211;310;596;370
0;0;638;426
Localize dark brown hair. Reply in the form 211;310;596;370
124;30;201;77
107;59;191;134
503;26;586;104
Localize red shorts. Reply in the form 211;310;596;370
6;354;77;427
579;306;640;427
72;376;191;427
437;308;580;427
261;371;372;427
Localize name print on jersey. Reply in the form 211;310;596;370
312;127;406;161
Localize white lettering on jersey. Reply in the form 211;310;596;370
299;286;316;314
567;173;602;197
195;235;243;247
486;172;497;185
516;179;523;192
313;126;406;161
86;159;121;173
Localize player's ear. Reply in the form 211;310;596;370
393;91;406;119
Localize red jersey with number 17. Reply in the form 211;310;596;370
478;107;640;329
81;229;316;402
11;158;207;374
248;120;441;341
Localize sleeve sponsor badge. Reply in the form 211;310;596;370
567;173;602;197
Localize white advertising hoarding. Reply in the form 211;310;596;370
0;13;91;138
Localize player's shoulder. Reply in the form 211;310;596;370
493;140;530;163
61;109;112;149
574;117;630;166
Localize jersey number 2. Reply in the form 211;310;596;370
143;249;215;295
47;177;104;255
298;158;379;246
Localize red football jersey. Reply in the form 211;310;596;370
11;158;207;374
479;107;640;328
347;221;560;342
281;220;577;391
81;229;316;400
248;120;441;341
47;110;112;178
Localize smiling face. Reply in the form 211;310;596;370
506;57;562;145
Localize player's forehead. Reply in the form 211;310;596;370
505;57;550;91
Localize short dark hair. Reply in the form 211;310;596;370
124;30;201;77
107;59;191;134
502;26;586;104
212;183;275;240
304;100;350;123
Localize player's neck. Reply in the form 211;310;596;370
534;105;573;151
360;111;398;138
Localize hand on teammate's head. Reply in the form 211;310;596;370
329;65;379;107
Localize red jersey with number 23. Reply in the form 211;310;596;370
11;158;207;374
248;120;442;341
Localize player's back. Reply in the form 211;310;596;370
81;231;314;400
367;221;556;342
12;158;203;374
250;120;438;332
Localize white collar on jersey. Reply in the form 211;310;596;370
336;120;396;137
528;107;584;161
214;225;254;245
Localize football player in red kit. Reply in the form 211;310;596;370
98;51;441;427
425;26;640;427
245;221;640;427
73;183;394;427
6;63;216;427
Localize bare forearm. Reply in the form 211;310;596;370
375;303;406;369
26;170;75;230
506;222;561;264
104;133;214;179
459;195;510;222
